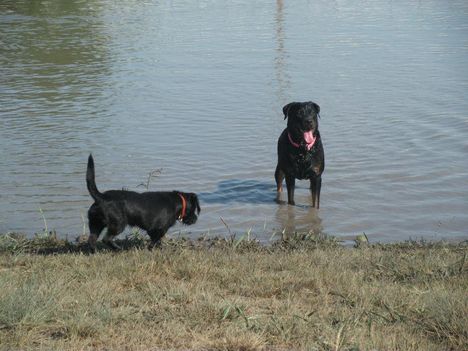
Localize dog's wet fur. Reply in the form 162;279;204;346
86;155;200;252
275;101;325;207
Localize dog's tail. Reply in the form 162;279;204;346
86;154;104;202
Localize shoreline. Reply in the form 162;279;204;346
1;230;466;255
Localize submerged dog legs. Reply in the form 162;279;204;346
285;175;296;205
274;165;285;193
310;176;322;209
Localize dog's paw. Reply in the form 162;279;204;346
148;240;162;250
103;240;122;251
275;196;287;205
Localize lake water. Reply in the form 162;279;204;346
1;0;467;244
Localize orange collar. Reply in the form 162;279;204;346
178;193;186;220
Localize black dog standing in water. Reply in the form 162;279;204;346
86;155;200;252
275;101;325;208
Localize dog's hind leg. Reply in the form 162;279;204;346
98;204;127;251
102;226;123;251
88;204;106;253
102;227;122;250
89;223;105;253
102;215;126;251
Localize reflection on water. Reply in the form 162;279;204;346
2;1;109;105
1;0;111;145
1;0;467;243
0;0;111;237
274;0;290;103
274;205;323;239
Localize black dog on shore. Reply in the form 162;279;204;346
275;101;325;208
86;154;200;252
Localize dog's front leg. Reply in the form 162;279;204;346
310;176;317;208
274;166;286;204
309;175;322;209
316;175;322;209
147;229;166;250
285;175;296;205
148;240;162;250
275;165;285;193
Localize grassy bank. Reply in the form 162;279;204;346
0;233;467;350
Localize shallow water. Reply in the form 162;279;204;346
1;0;467;244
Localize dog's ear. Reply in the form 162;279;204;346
311;102;320;116
282;102;298;120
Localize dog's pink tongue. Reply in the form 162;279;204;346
304;131;315;144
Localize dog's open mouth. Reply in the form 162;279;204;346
288;129;317;151
303;130;315;144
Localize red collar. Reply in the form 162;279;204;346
288;132;316;151
178;193;186;220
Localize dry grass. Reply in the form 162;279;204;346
0;232;467;350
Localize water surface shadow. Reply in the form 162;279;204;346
199;179;277;205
